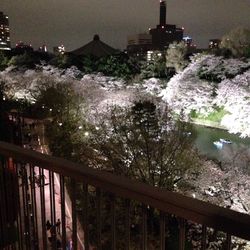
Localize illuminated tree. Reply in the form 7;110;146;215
0;52;9;70
89;101;200;190
8;52;38;68
33;82;88;160
220;27;250;58
140;52;167;79
166;41;188;72
97;54;140;79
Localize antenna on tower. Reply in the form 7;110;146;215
159;0;166;26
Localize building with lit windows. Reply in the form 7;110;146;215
13;41;33;54
149;0;183;50
38;45;48;53
183;35;197;53
127;0;183;57
53;45;66;55
127;33;153;58
0;11;11;50
183;36;193;47
209;39;221;49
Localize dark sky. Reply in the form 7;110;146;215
1;0;250;51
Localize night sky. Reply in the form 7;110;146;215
1;0;250;51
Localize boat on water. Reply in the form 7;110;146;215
213;141;223;149
219;138;232;144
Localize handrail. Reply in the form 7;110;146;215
0;141;250;240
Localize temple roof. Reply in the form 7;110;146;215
71;35;118;58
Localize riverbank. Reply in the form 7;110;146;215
190;118;226;131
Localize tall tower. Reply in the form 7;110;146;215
0;12;11;50
159;0;166;26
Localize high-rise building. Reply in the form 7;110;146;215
159;0;167;27
127;0;183;57
0;12;11;50
127;33;153;58
149;0;183;50
209;39;221;49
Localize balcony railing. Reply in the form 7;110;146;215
1;140;250;249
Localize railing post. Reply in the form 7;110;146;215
160;212;166;250
39;167;47;250
14;162;24;250
178;218;185;250
226;234;232;250
96;188;102;250
82;183;89;250
125;199;131;250
29;165;38;248
21;164;31;249
201;225;207;250
49;170;57;249
0;158;10;248
111;194;116;250
142;204;147;250
71;179;77;250
60;175;67;250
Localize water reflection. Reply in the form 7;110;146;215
193;125;250;172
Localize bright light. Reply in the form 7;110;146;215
147;50;153;61
49;108;52;112
84;131;89;136
78;126;83;130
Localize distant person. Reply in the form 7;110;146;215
66;240;73;250
56;239;62;249
50;224;56;234
56;218;61;234
46;220;51;230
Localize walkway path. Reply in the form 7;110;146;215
21;118;85;249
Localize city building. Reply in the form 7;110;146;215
127;33;153;58
0;11;11;50
38;45;48;53
183;36;193;47
13;41;33;54
146;50;163;61
53;44;66;55
209;39;221;49
127;1;183;58
71;34;118;58
183;35;197;54
149;0;183;51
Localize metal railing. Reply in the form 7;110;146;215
0;141;250;249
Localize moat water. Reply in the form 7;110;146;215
193;125;250;171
